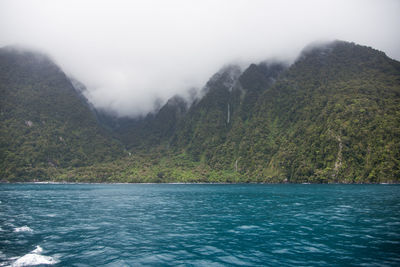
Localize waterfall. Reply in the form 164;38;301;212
227;103;230;124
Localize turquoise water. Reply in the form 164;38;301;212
0;184;399;266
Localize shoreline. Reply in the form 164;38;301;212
0;181;398;185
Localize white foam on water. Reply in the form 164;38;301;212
14;226;33;233
237;225;259;230
31;246;43;254
272;248;289;254
12;246;58;267
11;254;58;266
0;259;17;267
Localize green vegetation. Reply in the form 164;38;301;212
1;41;399;183
0;48;124;180
204;42;400;183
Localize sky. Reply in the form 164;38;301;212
0;0;399;117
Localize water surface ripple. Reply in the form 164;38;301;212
0;184;399;266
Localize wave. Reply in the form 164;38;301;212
237;225;260;230
12;246;58;267
31;246;42;254
13;226;33;233
11;253;58;266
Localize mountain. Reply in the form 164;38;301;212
0;47;124;180
1;41;399;183
171;63;287;162
202;41;400;183
104;41;399;183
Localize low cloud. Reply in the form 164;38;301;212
1;0;399;117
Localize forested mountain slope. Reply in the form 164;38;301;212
1;41;399;183
113;41;400;183
204;42;400;183
0;47;123;179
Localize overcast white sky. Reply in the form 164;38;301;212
0;0;399;117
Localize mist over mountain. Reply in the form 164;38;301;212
1;0;399;117
0;47;124;179
1;40;399;183
2;4;400;267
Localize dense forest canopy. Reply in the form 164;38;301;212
1;41;399;183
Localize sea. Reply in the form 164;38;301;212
0;184;399;266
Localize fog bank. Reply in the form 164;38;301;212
1;0;399;117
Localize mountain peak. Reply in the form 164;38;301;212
202;64;242;95
297;40;388;64
0;45;55;65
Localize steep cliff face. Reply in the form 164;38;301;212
0;47;123;179
170;63;287;162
